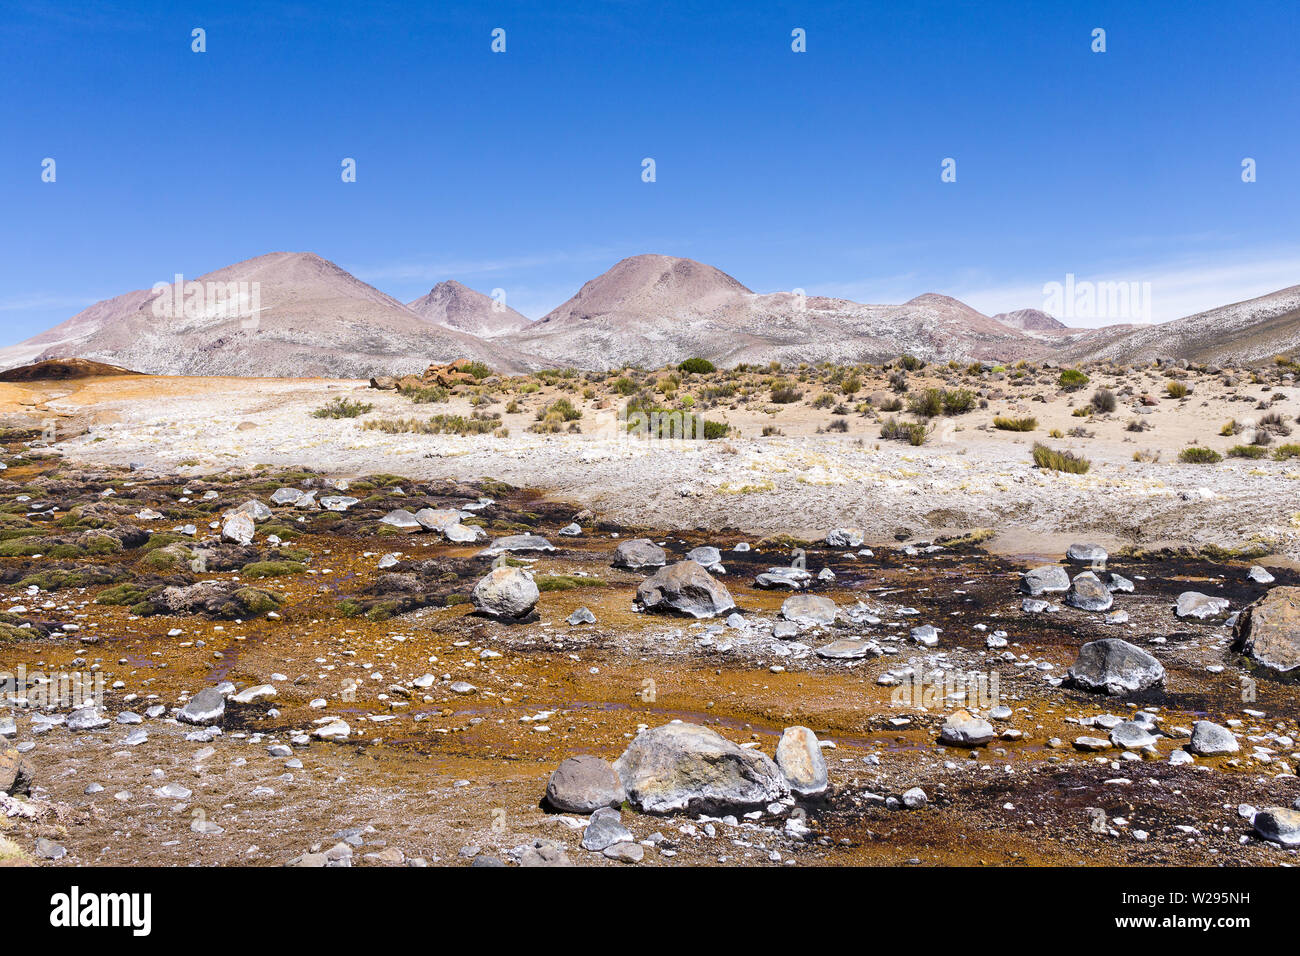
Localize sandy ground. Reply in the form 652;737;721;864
9;371;1300;562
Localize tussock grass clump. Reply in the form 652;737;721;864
1089;388;1117;413
312;397;373;419
1032;442;1090;474
240;560;307;579
535;574;604;592
993;415;1037;431
363;414;501;436
398;383;450;404
1271;443;1300;460
1166;381;1189;399
1178;446;1222;464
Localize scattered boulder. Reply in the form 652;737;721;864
938;709;995;747
780;594;836;626
471;567;539;619
635;561;735;619
221;512;255;546
1066;571;1114;612
1253;808;1300;845
1187;720;1239;756
685;546;724;572
481;534;555;556
0;748;34;796
1247;565;1276;585
612;538;667;570
1232;586;1300;672
1066;543;1108;566
566;606;596;626
826;528;865;548
815;638;873;659
1175;591;1230;621
379;509;422;533
754;567;812;590
581;807;633;851
1020;565;1070;596
414;508;463;532
178;687;226;726
444;523;483;543
545;755;626;813
775;726;828;797
1067;638;1165;695
613;722;789;814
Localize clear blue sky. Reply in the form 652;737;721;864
2;0;1297;343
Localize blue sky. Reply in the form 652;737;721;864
1;0;1297;344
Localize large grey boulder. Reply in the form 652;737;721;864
545;755;626;813
938;709;995;747
178;687;226;726
613;722;789;814
1232;586;1300;672
612;538;667;570
781;594;837;626
1175;591;1230;621
1068;638;1165;694
471;567;540;619
775;726;828;797
635;561;735;618
1020;565;1070;596
1066;571;1114;612
1187;720;1239;756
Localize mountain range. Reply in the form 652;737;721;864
2;251;1297;376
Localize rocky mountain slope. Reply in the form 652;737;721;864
1061;284;1300;365
0;253;531;377
3;250;1297;375
506;256;1051;369
407;280;532;338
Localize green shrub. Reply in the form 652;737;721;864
1058;368;1090;391
398;383;450;404
1032;442;1090;473
770;384;803;404
941;389;976;414
1228;444;1267;459
1272;443;1300;460
677;358;715;374
898;354;925;371
993;415;1037;431
1178;447;1222;463
881;417;929;445
463;361;493;380
907;389;944;418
